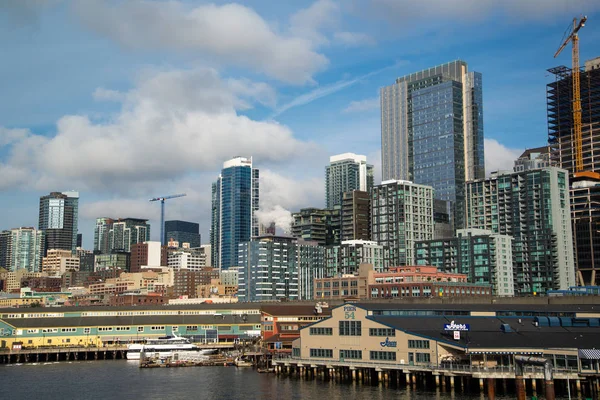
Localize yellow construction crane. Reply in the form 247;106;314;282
554;16;587;175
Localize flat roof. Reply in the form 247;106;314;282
371;315;600;350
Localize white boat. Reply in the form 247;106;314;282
126;336;217;360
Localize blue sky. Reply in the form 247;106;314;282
1;0;600;247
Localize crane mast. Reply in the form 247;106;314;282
149;193;187;246
554;16;586;173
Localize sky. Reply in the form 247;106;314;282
1;0;600;248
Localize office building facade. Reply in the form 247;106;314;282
38;191;79;254
465;168;575;295
371;180;434;266
42;249;79;277
164;220;201;249
415;228;514;296
325;153;374;209
211;157;259;269
0;231;11;269
381;60;484;228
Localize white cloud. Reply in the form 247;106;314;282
343;97;379;113
334;31;376;47
0;67;317;193
290;0;339;47
93;87;125;102
257;168;324;233
484;138;523;176
72;1;328;84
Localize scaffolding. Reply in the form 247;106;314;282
547;64;600;175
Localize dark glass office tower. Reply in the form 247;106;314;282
164;220;201;248
381;60;484;229
38;191;79;254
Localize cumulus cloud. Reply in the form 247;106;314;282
0;67;317;193
257;169;324;233
484;138;523;176
71;1;328;84
342;97;379;113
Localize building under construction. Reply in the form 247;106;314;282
547;57;600;175
548;56;600;286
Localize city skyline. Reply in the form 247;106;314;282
1;1;600;247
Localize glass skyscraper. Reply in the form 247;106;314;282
381;60;484;229
210;157;259;269
164;220;201;248
38;191;79;254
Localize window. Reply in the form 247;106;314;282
172;326;178;332
137;326;144;333
98;327;113;332
292;348;300;357
339;321;361;336
369;328;395;337
370;351;396;361
408;340;430;349
116;327;130;331
310;327;333;335
186;325;198;331
151;326;165;331
84;328;91;334
416;353;431;363
264;325;273;331
340;350;362;359
310;349;333;358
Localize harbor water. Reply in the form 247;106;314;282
0;361;573;399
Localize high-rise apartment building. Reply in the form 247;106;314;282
9;227;44;273
341;190;371;241
514;147;551;173
94;217;114;254
164;220;201;248
547;57;600;175
210;157;259;269
325;153;374;209
415;228;514;296
325;240;389;277
291;207;340;246
371;180;434;266
465;168;575;295
381;60;484;228
237;236;324;302
109;218;150;253
38;191;79;254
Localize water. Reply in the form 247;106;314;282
0;361;568;399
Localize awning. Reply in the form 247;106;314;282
579;349;600;360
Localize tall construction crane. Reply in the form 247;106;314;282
554;16;587;175
149;193;187;246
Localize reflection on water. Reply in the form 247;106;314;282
0;361;570;399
